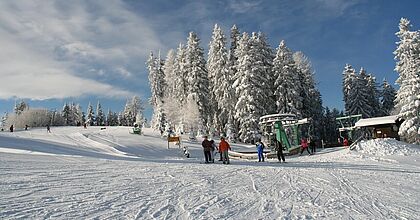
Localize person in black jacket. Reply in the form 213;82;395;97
310;137;316;154
275;140;285;163
202;136;214;163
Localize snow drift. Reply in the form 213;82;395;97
354;138;420;156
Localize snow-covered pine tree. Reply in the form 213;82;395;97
71;103;83;126
14;101;28;115
365;73;381;117
147;52;167;130
86;102;95;126
321;107;342;144
347;68;374;118
163;49;177;100
81;111;86;125
117;111;124;126
185;32;209;131
233;32;269;142
226;24;241;140
381;79;396;116
394;18;420;144
257;32;276;115
106;109;119;126
207;24;229;133
342;64;357;114
62;103;72;126
162;49;179;129
1;112;8;130
174;43;188;105
293;51;323;136
122;99;132;126
96;101;104;126
273;40;303;116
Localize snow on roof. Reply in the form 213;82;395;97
355;115;400;128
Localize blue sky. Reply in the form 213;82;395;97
0;0;419;119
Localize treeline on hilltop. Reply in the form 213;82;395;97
148;24;324;143
149;18;419;144
1;96;146;130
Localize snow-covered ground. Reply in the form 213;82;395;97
1;127;419;219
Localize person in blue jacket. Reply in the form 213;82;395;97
256;139;265;162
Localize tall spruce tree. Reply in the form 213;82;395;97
293;51;323;136
207;24;229;133
226;24;241;140
234;32;269;142
86;102;95;126
185;32;209;131
342;64;357;114
96;101;104;126
147;52;167;130
347;68;373;118
62;103;72;126
394;18;420;143
381;79;396;116
365;73;381;117
273;40;302;116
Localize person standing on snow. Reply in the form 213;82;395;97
300;137;311;156
275;140;286;163
310;137;316;154
218;137;231;164
210;139;217;163
343;137;349;147
202;136;214;163
256;139;265;162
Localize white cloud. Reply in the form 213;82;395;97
0;0;162;100
228;0;262;14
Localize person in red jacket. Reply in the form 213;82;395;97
343;137;349;147
300;137;311;156
218;137;231;164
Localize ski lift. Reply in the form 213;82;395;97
260;113;311;154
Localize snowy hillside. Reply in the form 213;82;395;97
1;127;419;219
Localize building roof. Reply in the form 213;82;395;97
355;115;400;128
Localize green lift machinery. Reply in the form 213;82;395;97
260;114;311;153
335;114;362;141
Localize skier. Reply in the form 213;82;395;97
275;140;286;163
218;137;231;164
47;125;51;133
300;137;311;156
202;136;213;163
9;125;13;132
310;137;316;154
256;139;265;162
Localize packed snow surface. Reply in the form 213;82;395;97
1;127;419;219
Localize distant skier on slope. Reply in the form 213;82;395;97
202;136;214;163
218;137;231;164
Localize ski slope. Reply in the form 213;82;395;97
1;127;419;219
